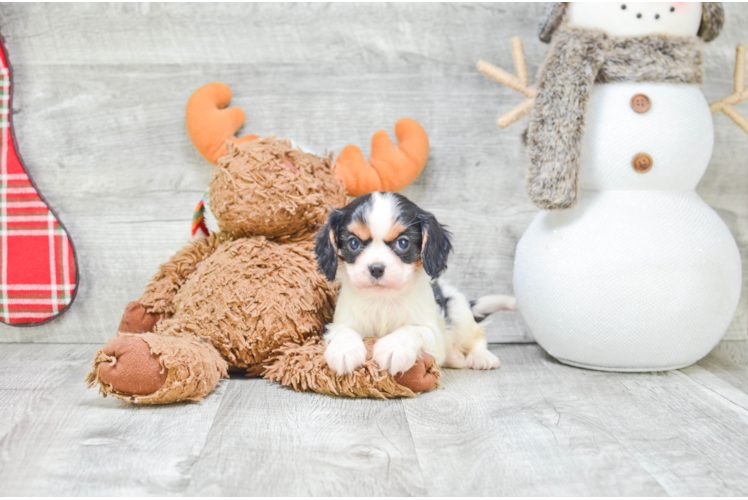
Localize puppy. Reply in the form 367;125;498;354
314;191;516;376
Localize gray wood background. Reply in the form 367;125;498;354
0;3;745;344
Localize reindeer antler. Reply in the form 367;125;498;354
333;119;429;196
186;83;259;165
478;37;537;128
710;44;748;134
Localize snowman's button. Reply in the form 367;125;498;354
632;153;653;173
631;94;651;113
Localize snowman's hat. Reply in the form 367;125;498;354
538;2;724;43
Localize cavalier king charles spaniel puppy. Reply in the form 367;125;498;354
315;191;516;376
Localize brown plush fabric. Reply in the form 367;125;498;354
118;301;161;333
153;237;337;370
140;233;223;317
394;353;438;392
86;333;228;404
95;336;168;395
262;338;440;399
526;27;705;209
211;138;349;240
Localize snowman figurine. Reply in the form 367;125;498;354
479;2;747;371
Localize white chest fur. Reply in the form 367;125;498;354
332;270;447;359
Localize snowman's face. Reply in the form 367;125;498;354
566;2;703;38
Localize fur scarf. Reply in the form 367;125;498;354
525;26;704;209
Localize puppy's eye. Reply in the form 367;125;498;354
396;237;410;251
348;238;360;251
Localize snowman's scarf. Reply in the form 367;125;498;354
525;27;704;210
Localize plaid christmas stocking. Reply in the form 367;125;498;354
0;37;78;326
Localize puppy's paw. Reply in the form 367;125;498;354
466;347;500;370
443;346;467;369
324;336;367;375
372;335;419;376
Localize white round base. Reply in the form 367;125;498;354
514;190;742;372
554;356;699;373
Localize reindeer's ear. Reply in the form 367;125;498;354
315;209;344;281
699;3;724;42
538;2;567;43
418;211;453;279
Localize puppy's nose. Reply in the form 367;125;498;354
369;263;385;279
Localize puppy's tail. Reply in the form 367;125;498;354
470;295;517;323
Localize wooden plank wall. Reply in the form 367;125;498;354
0;3;745;343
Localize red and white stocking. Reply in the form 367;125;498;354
0;37;78;326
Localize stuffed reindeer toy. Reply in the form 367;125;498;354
87;83;439;403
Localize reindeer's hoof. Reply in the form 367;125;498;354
118;301;160;334
98;337;168;396
394;353;438;393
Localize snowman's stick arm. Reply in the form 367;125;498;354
710;88;748;113
735;44;746;93
721;105;748;134
497;98;535;129
478;37;537;129
477;60;536;98
710;44;748;135
511;37;530;87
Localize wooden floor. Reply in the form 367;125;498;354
1;342;748;496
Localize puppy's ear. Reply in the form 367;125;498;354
418;211;453;279
315;209;344;281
